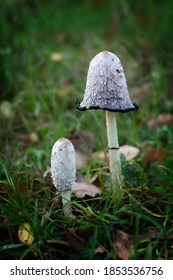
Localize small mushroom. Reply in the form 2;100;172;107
77;51;138;193
51;138;76;216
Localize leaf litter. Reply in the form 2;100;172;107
72;182;101;198
113;229;134;260
144;148;165;167
148;113;173;129
4;123;171;260
112;227;173;260
66;227;87;252
92;144;140;162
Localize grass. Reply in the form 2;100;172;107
1;0;173;260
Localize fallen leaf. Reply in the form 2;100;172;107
144;148;165;167
14;132;39;143
50;52;63;61
18;223;34;246
157;113;173;124
94;244;107;255
44;168;54;187
72;182;101;198
92;150;109;162
112;227;173;260
120;145;140;160
29;132;39;143
0;182;28;201
0;101;13;118
92;145;139;162
139;228;173;240
66;227;86;252
89;173;103;189
149;113;173;129
112;229;134;260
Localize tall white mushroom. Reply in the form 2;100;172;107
51;138;76;216
77;51;138;193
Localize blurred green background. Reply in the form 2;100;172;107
1;0;173;101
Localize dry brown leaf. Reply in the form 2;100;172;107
89;173;101;188
93;145;139;162
44;170;54;188
89;173;99;184
112;227;173;261
72;182;101;198
94;244;107;255
66;227;86;252
0;181;28;201
157;113;173;124
120;145;140;160
112;229;134;260
139;228;173;240
144;148;165;167
149;113;173;129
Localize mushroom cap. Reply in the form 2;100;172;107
51;138;76;192
77;51;138;112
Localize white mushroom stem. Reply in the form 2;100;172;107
61;190;72;216
105;111;123;193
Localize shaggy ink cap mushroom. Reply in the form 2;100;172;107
51;138;76;192
76;51;139;194
77;51;138;112
51;138;76;216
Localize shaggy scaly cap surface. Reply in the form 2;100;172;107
77;51;138;112
51;138;76;192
